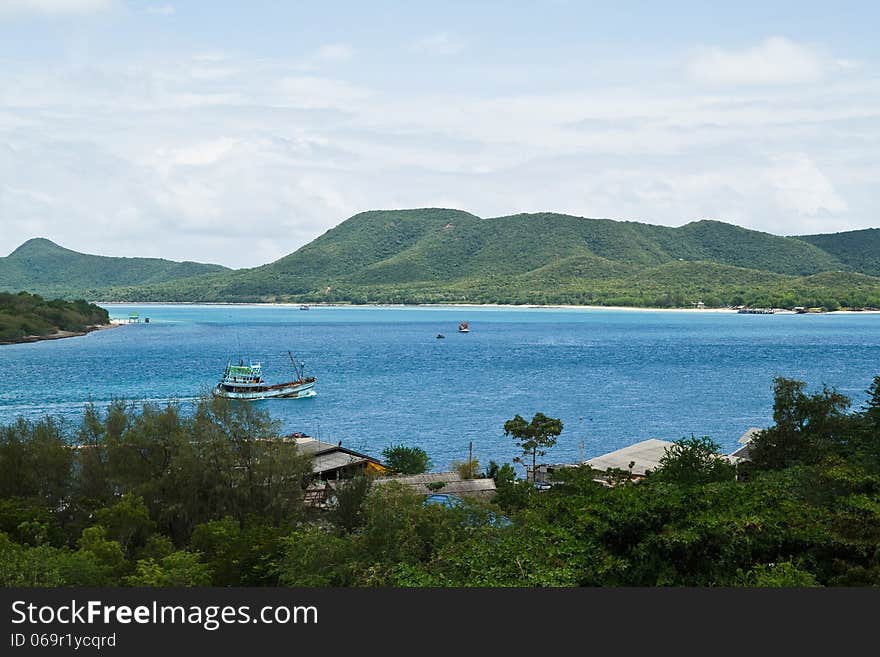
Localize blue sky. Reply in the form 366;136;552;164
1;1;878;267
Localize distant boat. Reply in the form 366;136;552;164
458;321;469;333
212;351;316;400
300;305;310;311
436;334;445;339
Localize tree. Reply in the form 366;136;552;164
331;475;373;533
452;458;480;480
503;412;563;476
864;376;880;426
93;495;155;557
652;436;735;485
381;444;432;475
125;551;211;587
749;377;851;470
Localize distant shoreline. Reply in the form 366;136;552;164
95;301;880;314
0;322;119;346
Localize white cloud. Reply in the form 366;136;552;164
156;138;239;167
146;4;174;16
1;39;877;267
688;37;827;86
313;44;354;63
410;32;465;56
763;153;848;218
0;0;114;14
275;76;370;109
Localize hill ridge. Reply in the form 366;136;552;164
3;209;878;309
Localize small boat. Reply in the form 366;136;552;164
458;321;469;333
436;334;445;339
212;351;316;400
299;305;310;311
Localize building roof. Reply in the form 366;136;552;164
290;436;386;475
293;436;341;455
374;472;496;498
584;438;675;476
738;427;764;445
727;427;763;464
310;450;370;474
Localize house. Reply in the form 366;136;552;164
373;471;496;500
292;436;388;481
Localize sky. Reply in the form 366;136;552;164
0;1;878;268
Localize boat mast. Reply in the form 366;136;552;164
288;351;304;380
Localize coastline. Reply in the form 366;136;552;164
0;322;120;346
94;301;880;314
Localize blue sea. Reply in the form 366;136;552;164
1;304;878;471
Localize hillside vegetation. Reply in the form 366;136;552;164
5;211;879;309
105;210;878;309
798;229;880;278
0;291;109;343
0;238;228;299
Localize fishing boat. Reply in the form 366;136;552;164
458;321;469;333
212;352;316;400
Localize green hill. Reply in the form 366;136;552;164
6;211;879;309
109;209;873;308
0;291;109;343
0;238;229;299
798;229;880;278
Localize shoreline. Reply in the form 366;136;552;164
0;322;120;346
94;301;880;314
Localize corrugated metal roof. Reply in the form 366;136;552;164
310;451;368;474
376;472;464;486
585;438;675;476
293;437;385;473
375;472;496;498
294;437;340;455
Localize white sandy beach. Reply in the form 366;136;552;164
98;301;880;314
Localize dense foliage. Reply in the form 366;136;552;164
0;397;310;586
799;229;880;278
2;376;880;587
381;444;432;475
96;210;880;310
0;291;109;342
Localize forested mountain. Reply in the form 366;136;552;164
6;211;879;309
0;238;228;299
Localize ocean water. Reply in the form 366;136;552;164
0;304;878;471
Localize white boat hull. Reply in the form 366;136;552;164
212;379;316;400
